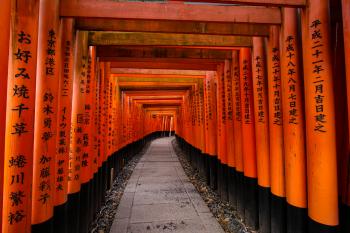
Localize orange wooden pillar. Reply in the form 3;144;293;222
53;18;75;233
252;37;271;233
78;46;97;233
239;48;258;229
232;50;244;215
224;60;236;207
31;1;60;232
0;0;11;229
341;1;350;232
204;72;218;190
94;59;103;212
197;83;206;180
102;62;111;196
266;26;286;233
2;1;40;232
281;8;307;233
302;1;339;231
67;30;88;233
216;63;228;201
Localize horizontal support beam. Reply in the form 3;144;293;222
110;61;219;70
111;69;207;76
61;1;281;24
76;19;270;36
170;0;305;7
97;47;232;59
89;32;252;47
124;90;188;95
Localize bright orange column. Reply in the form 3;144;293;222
224;59;236;207
302;0;338;231
98;62;105;169
68;30;88;194
205;72;218;190
67;30;88;233
2;1;40;232
216;63;228;201
239;48;258;229
31;0;60;229
225;60;235;169
281;8;307;233
341;1;350;232
53;18;75;232
232;50;244;214
78;46;97;232
267;25;286;233
0;0;11;229
252;37;270;233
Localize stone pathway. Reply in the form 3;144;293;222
110;137;225;233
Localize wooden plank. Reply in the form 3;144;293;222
111;68;206;75
97;46;232;59
76;18;270;36
60;0;281;24
89;31;252;47
110;61;219;70
170;0;305;7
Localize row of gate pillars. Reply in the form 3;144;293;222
1;0;350;233
0;0;172;232
174;2;350;233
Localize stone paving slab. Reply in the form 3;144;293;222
110;137;225;233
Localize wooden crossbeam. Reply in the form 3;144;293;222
111;69;207;76
97;47;232;60
76;19;270;36
170;0;305;7
110;61;219;70
89;31;252;47
60;1;281;24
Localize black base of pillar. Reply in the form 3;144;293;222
258;186;271;233
204;154;210;185
271;194;286;233
236;171;245;217
67;192;80;233
286;203;307;233
340;203;350;233
209;156;218;190
308;217;338;233
79;181;91;233
53;202;68;233
101;161;108;204
244;176;258;230
32;217;54;233
221;164;229;202
228;167;237;209
217;160;222;197
92;172;98;220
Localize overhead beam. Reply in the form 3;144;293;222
89;32;252;47
76;19;270;36
114;73;205;79
60;1;281;24
170;0;305;7
111;69;206;76
110;61;219;71
97;47;232;60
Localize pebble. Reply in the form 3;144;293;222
171;139;254;233
88;143;150;233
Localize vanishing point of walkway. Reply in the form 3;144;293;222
110;137;225;233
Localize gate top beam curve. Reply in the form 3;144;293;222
170;0;305;7
60;0;281;24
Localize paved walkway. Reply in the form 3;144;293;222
110;137;225;233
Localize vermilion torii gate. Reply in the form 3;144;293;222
0;1;350;233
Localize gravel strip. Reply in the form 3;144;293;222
89;142;151;233
171;139;255;233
